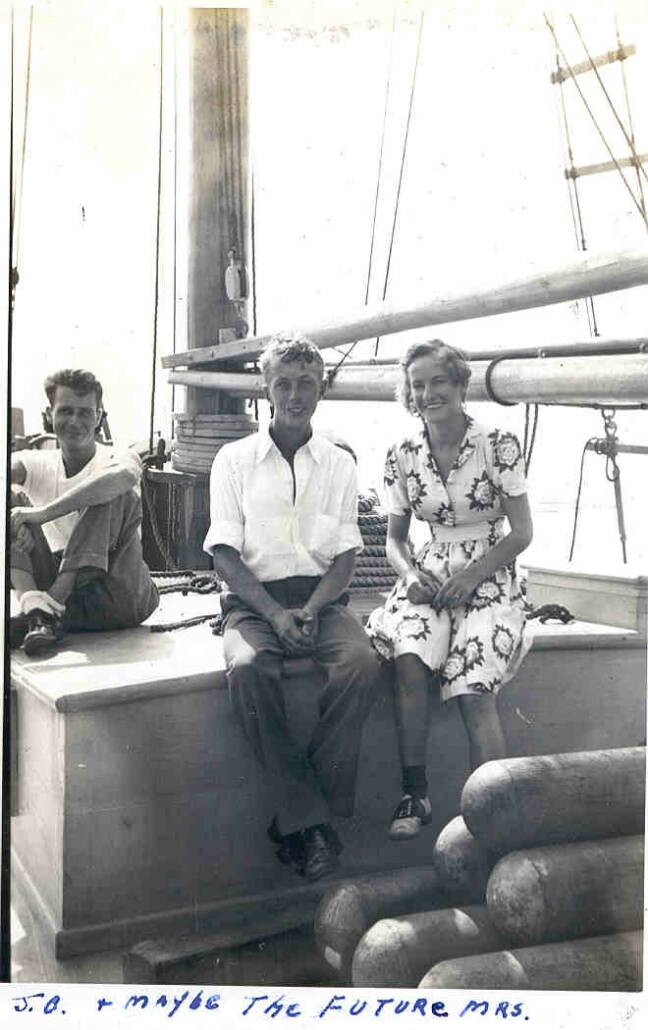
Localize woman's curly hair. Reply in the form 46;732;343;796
396;339;471;413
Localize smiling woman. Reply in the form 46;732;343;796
366;339;534;841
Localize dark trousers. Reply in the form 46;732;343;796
222;578;383;835
11;490;159;630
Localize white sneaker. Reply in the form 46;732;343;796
389;794;433;840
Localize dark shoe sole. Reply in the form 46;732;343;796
268;818;307;872
24;630;60;658
303;850;340;882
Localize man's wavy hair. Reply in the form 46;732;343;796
259;332;325;383
44;368;104;408
397;340;471;413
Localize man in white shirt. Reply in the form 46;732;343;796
204;333;382;882
10;368;159;656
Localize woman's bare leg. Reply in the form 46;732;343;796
388;654;436;838
393;653;432;768
457;693;507;771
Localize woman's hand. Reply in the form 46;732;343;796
434;567;481;609
405;568;441;605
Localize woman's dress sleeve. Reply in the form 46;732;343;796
382;443;411;516
488;428;528;498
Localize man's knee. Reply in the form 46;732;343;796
78;488;141;537
226;646;279;684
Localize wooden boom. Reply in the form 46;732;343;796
169;352;648;406
162;249;648;369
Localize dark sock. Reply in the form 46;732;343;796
403;765;428;798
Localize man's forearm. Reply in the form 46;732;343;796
211;545;283;623
303;549;356;616
38;466;138;523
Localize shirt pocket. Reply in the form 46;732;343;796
310;513;341;562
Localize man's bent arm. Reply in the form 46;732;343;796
210;544;284;625
15;455;140;526
302;548;356;618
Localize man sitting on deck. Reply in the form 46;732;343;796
10;368;159;657
204;332;382;883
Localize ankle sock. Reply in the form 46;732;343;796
402;765;428;799
20;590;66;617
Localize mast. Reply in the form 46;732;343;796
145;9;250;569
186;7;249;414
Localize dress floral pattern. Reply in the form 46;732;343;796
366;418;531;702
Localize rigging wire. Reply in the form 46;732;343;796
171;10;178;438
553;48;598;337
327;8;424;386
251;169;259;421
149;7;164;455
251;170;257;336
7;9;15;317
3;23;16;983
11;5;34;287
364;3;396;309
570;15;648;190
544;14;648;229
568;435;597;562
569;409;629;564
374;6;425;356
615;14;647;227
523;403;540;475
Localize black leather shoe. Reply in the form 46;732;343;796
267;818;306;871
9;613;29;650
302;824;342;882
23;609;64;658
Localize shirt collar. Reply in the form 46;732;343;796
255;426;324;464
454;415;480;469
418;414;479;472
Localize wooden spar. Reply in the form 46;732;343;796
550;44;636;84
325;337;648;367
566;154;648;180
162;250;648;369
168;352;648;407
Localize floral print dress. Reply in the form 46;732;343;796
366;417;531;702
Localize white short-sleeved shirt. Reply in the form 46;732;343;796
16;446;142;553
203;429;363;582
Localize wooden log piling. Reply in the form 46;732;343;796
314;867;445;982
431;816;499;901
351;905;503;988
418;931;643;991
462;747;646;852
486;835;645;947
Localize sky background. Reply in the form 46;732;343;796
6;0;648;573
